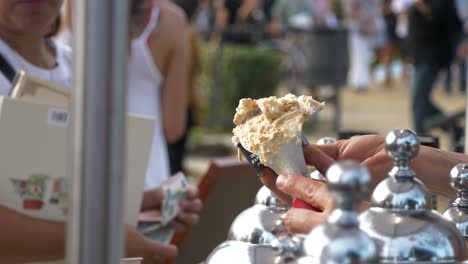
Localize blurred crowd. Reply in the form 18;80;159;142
180;0;468;139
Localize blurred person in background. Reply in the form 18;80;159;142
194;0;214;40
129;0;203;248
212;0;267;44
407;0;462;135
59;0;203;240
128;0;190;189
269;0;337;35
59;0;193;187
445;0;468;94
379;0;400;87
269;0;314;35
0;0;195;262
170;0;203;175
391;0;414;82
342;0;385;92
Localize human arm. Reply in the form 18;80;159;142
414;0;431;17
237;0;260;22
0;206;177;263
149;2;190;144
258;135;468;233
212;0;228;44
161;22;190;144
307;135;468;197
0;206;65;263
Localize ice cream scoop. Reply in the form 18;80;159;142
233;94;324;211
238;135;317;210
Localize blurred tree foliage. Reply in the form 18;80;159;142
197;43;283;130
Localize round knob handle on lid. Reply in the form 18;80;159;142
443;163;468;239
450;163;468;207
326;160;370;211
385;129;419;179
371;129;429;211
359;129;467;262
255;186;291;210
303;161;378;263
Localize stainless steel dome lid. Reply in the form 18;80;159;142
228;186;290;245
303;161;378;264
255;186;291;210
371;129;430;211
359;129;467;262
205;236;303;264
360;208;466;263
443;163;468;238
227;204;288;245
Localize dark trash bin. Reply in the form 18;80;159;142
297;27;349;87
292;27;350;131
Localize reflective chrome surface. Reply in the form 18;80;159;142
316;137;337;145
360;208;466;263
205;241;292;264
443;163;468;238
384;129;420;165
303;161;378;264
228;204;288;244
229;187;290;245
359;129;467;263
206;237;302;264
255;186;291;210
371;176;430;211
443;207;468;239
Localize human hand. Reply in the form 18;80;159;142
458;40;468;59
256;141;337;204
306;135;391;188
125;225;178;264
141;187;164;212
276;174;331;234
275;173;371;234
258;135;389;203
170;185;203;232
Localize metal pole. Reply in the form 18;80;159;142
66;1;129;263
465;56;468;154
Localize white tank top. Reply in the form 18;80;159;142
0;38;73;94
128;6;170;188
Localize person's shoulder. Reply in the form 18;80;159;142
159;0;188;25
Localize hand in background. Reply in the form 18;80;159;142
125;225;178;264
171;185;203;232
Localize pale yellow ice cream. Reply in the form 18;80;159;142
232;93;324;166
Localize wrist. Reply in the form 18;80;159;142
414;147;468;197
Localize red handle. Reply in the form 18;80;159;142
292;198;320;211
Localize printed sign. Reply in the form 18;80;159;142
47;108;69;127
